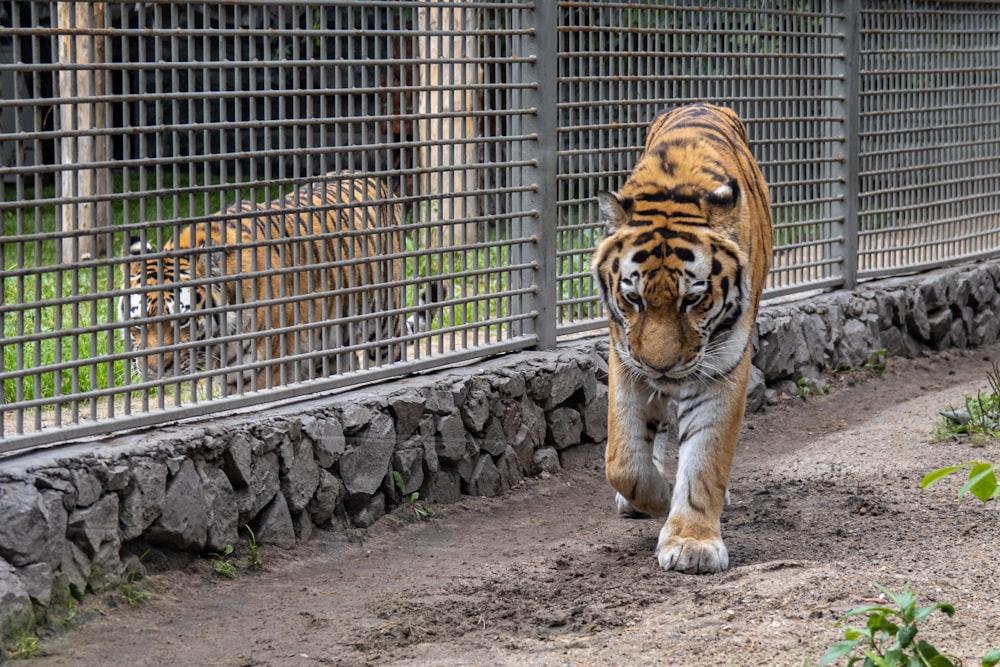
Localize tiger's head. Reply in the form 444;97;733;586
591;105;771;391
120;235;227;379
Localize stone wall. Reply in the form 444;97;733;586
2;258;999;644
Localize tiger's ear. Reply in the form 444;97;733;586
598;191;631;234
125;235;152;256
704;179;740;209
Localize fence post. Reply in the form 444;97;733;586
57;1;111;262
839;0;860;289
524;0;559;350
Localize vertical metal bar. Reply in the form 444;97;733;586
524;0;558;350
839;0;860;290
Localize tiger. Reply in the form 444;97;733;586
121;173;442;395
591;103;772;574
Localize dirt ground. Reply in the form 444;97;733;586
15;343;1000;667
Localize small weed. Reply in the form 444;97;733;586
245;525;263;570
864;348;888;375
935;362;1000;444
121;548;152;606
61;586;79;625
796;377;813;398
393;471;434;520
8;625;42;659
819;582;1000;667
209;544;238;579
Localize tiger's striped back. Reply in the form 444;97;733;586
122;173;436;394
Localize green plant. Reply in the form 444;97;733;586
392;470;434;520
8;625;42;659
120;548;153;605
935;363;1000;444
59;585;79;626
921;461;998;503
865;349;888;375
244;525;263;570
796;376;815;399
820;582;1000;667
209;544;238;579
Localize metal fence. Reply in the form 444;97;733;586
3;0;1000;452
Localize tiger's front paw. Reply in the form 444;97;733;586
655;527;729;574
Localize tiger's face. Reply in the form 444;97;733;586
592;171;753;392
120;239;224;379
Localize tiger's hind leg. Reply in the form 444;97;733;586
654;356;750;574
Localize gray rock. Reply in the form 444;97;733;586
279;438;319;513
293;510;313;543
745;364;767;415
533;447;561;475
0;558;32;642
496;446;524;491
466;454;501;497
388;392;427;441
341;412;395;496
905;295;930;341
72;468;103;507
535;362;585;410
222;433;253;488
491;397;523;443
926;307;953;347
251;491;296;549
308;469;344;527
392;446;424;496
434;412;467;462
456;439;480;483
146;459;208;551
559;443;603;470
425;385;456;415
339;404;373;434
0;484;49;567
460;387;491;435
67;493;120;557
38;490;69;568
347;492;385;529
421;470;461;504
198;465;239;553
515;396;546;461
480;417;508;457
119;458;167;541
246;451;281;520
101;463;131;492
87;540;125;594
59;543;91;598
545;406;583;450
16;562;53;607
308;417;345;469
580;384;609;442
491;369;526;397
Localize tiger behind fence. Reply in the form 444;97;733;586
591;103;773;574
121;174;443;395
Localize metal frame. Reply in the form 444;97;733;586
3;0;1000;453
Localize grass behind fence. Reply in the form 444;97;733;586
3;176;532;405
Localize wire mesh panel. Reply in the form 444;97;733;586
0;0;542;449
555;0;850;334
5;1;1000;452
857;1;1000;278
